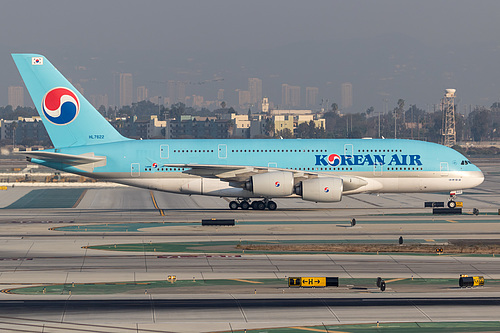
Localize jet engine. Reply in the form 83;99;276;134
245;171;295;197
295;177;343;202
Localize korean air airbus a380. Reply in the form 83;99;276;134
12;54;484;210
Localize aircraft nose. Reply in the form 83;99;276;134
471;170;484;187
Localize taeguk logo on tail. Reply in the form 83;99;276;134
42;87;80;125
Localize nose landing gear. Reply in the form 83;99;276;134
447;190;462;208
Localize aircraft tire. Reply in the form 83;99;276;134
448;201;456;208
251;201;259;210
229;201;239;210
256;201;266;210
240;201;250;210
267;201;277;210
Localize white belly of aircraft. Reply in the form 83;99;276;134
110;170;483;198
113;177;253;197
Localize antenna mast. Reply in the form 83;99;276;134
442;89;456;146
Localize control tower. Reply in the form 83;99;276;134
442;89;456;146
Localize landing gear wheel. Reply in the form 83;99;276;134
251;201;259;210
256;201;266;210
229;201;239;210
240;201;250;210
448;201;456;208
267;201;277;210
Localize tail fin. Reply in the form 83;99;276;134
12;54;129;148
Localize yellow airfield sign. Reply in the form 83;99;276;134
288;277;301;287
288;277;327;287
301;277;326;287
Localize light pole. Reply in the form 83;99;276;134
378;112;381;138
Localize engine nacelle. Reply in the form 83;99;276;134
245;171;295;197
295;177;343;202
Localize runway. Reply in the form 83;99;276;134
0;161;499;331
1;295;500;333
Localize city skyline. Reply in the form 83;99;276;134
3;1;500;113
6;77;483;116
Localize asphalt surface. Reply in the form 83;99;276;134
0;160;499;332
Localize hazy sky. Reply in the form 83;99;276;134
2;0;500;111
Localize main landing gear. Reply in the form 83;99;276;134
228;198;277;210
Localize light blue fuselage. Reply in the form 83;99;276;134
30;138;484;198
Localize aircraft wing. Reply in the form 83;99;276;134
163;163;368;190
16;151;106;172
163;163;315;182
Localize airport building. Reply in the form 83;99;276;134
229;114;251;138
89;94;109;110
168;116;231;139
147;115;168;139
8;86;24;109
306;87;319;108
248;78;262;105
167;81;187;104
119;73;133;107
282;84;301;108
238;90;251;109
137;86;148;102
217;88;224;101
341;82;353;109
273;114;325;137
0;117;50;147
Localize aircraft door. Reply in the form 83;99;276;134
160;145;169;159
131;163;140;177
344;144;353;159
440;162;449;176
373;162;383;176
218;144;227;159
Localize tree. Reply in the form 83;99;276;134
98;105;106;116
393;98;405;138
170;103;186;120
263;118;275;137
331;103;339;113
278;128;294;138
296;120;321;138
470;108;490;141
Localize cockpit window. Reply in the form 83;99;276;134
461;160;472;165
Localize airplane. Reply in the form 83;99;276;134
11;53;484;210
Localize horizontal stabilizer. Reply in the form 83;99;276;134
17;151;106;172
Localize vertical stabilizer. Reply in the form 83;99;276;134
12;53;129;148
